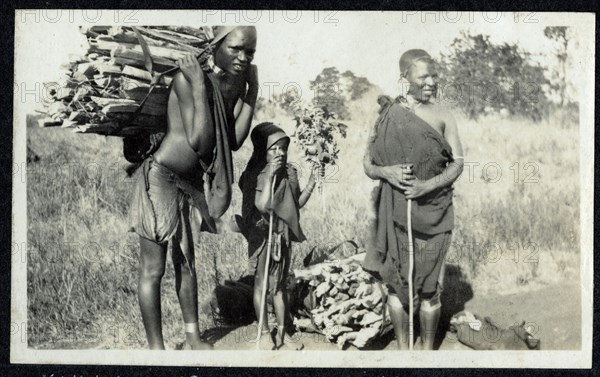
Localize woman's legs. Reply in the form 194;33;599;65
138;236;167;350
172;206;212;350
173;246;210;349
387;293;410;350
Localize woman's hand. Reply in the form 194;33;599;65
383;164;415;191
177;54;204;87
245;64;259;91
404;178;432;199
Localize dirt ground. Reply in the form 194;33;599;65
37;277;581;353
37;277;580;352
206;281;581;351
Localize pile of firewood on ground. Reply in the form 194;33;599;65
38;26;212;136
292;255;393;349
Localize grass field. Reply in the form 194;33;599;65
25;91;580;349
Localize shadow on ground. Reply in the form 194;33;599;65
437;264;474;349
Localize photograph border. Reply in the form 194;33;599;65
6;4;596;372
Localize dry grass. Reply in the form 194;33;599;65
26;90;579;349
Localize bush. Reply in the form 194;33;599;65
438;32;553;122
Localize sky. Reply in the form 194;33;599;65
14;10;594;114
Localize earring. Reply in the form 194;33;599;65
206;55;223;75
398;76;411;99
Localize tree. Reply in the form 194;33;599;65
544;26;570;107
309;67;350;120
272;90;300;115
341;70;374;100
439;31;552;121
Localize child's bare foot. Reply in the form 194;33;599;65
257;329;276;350
275;331;304;351
276;340;304;351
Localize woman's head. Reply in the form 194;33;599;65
212;26;257;77
250;122;290;164
398;49;438;102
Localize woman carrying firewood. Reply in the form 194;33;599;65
129;26;259;350
238;123;318;350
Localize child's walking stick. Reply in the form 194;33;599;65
256;177;277;349
407;198;414;350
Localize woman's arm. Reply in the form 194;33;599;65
173;56;214;156
403;111;464;199
231;65;259;151
363;146;415;190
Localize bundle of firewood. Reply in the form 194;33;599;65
292;256;393;349
38;25;212;136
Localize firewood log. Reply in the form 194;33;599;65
294;317;319;333
354;282;374;298
38;118;62;127
90;96;137;106
329;286;339;297
112;45;179;68
73;122;119;134
323;297;337;307
96;64;122;75
60;119;78;128
324;299;355;317
47;101;68;116
315;281;332;298
334;292;350;302
121;65;173;85
75;63;96;79
133;27;201;52
324;325;353;340
350;327;379;348
359;312;382;326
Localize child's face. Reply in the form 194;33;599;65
266;139;288;164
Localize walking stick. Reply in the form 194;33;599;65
319;164;325;213
407;198;414;350
256;177;277;349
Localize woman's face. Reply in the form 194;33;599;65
406;60;439;102
266;138;289;164
213;27;257;76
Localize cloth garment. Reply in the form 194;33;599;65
363;97;455;278
238;123;306;291
129;156;214;270
202;73;235;220
363;97;456;308
240;163;304;293
376;228;452;306
239;123;305;244
190;26;246;220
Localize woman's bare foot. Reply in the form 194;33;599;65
181;339;214;350
179;331;213;350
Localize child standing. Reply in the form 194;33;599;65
239;122;317;350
